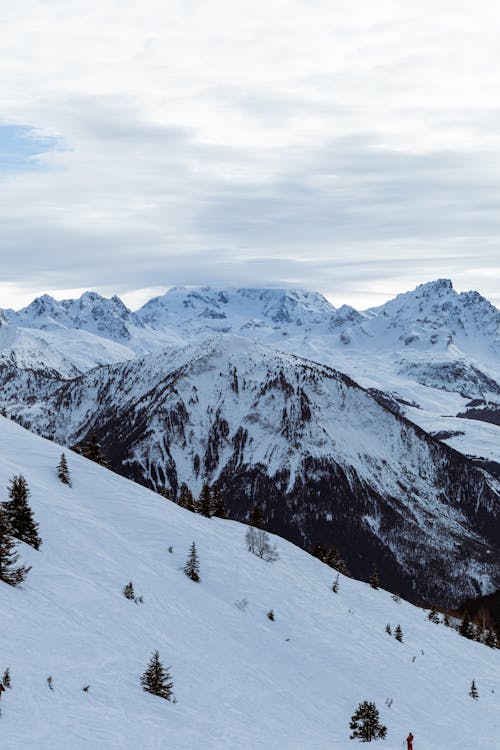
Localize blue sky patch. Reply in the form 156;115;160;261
0;124;61;173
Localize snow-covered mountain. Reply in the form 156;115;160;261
6;335;499;607
0;280;499;606
0;416;498;750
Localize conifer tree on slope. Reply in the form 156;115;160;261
140;650;174;701
199;483;212;518
3;475;41;549
81;434;109;468
459;612;475;640
57;453;72;486
349;701;387;741
184;542;200;582
0;506;31;586
249;505;265;529
211;485;227;518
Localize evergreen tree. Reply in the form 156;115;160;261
140;650;174;701
81;434;109;468
459;612;475;640
57;453;71;486
3;475;42;549
385;624;392;636
249;505;265;529
349;701;387;742
394;624;403;642
332;574;340;593
0;507;31;586
428;606;440;623
267;609;275;621
211;485;227;518
157;486;173;501
123;581;135;600
2;667;11;688
178;484;196;512
184;542;200;582
485;629;497;648
47;675;54;691
369;570;379;590
469;679;479;700
443;613;450;627
324;546;350;576
199;483;212;518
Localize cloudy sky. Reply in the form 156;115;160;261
1;0;500;310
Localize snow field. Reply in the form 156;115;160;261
0;416;498;749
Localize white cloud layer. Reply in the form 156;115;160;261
0;0;500;308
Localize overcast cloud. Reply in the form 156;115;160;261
0;0;500;309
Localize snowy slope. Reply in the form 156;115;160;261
7;335;499;606
0;416;499;750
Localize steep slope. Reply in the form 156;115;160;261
0;416;498;750
7;336;500;607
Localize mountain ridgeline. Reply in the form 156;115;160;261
0;281;499;608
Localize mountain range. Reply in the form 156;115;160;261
1;279;499;607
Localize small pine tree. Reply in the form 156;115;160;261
178;484;196;512
184;542;200;582
249;505;265;529
428;606;440;623
385;624;392;636
81;434;109;468
267;609;275;621
211;485;227;518
199;484;212;518
332;574;340;593
2;667;11;688
57;453;71;486
349;700;387;742
0;506;31;586
123;581;135;600
47;675;54;691
324;545;350;576
369;570;379;590
459;612;475;640
394;624;403;642
141;650;174;701
3;475;42;549
443;613;450;627
469;679;479;700
484;629;497;648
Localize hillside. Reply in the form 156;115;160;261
0;416;498;749
5;335;500;607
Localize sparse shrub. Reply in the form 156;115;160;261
332;574;340;593
47;676;54;691
245;527;279;562
123;581;135;600
394;624;403;642
2;668;11;688
267;609;275;621
385;624;392;636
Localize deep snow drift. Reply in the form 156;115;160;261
0;416;498;749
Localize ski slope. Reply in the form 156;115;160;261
0;416;498;749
